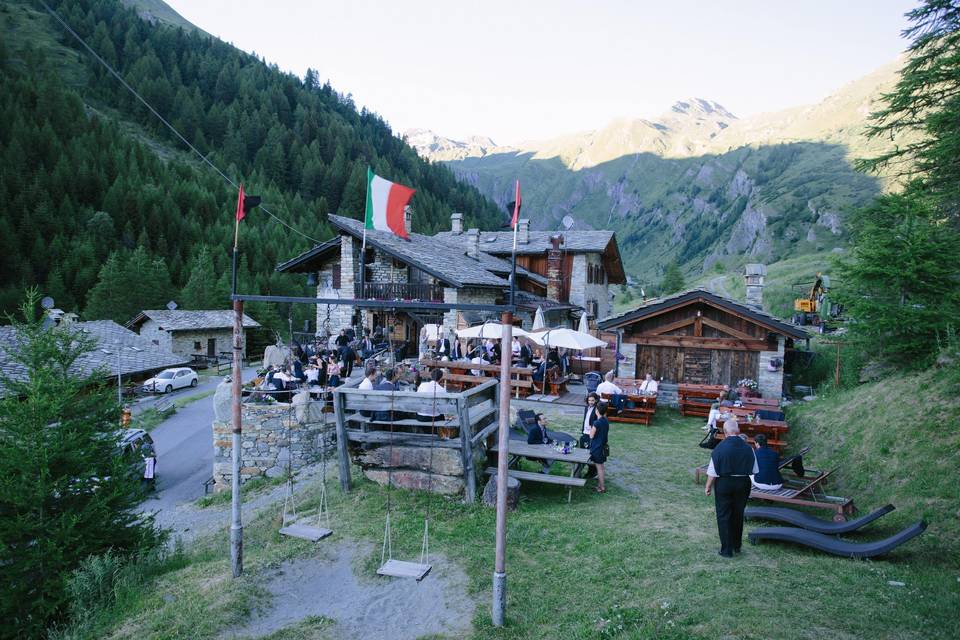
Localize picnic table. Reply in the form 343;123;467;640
714;407;789;451
740;397;780;410
599;391;657;426
488;440;594;502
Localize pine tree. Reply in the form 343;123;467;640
660;262;686;296
0;291;162;635
181;246;228;309
835;190;960;365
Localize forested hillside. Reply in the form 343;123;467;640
0;0;502;329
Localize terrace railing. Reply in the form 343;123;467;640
356;282;444;302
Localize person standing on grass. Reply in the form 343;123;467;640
589;402;610;493
704;419;758;557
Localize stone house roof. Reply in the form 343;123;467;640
0;320;191;396
598;288;807;339
327;214;509;288
127;310;260;332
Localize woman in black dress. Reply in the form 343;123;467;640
589;401;610;493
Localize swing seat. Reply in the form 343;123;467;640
279;522;333;542
377;559;432;581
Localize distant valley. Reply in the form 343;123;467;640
406;59;905;287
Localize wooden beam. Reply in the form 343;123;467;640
625;335;768;351
647;317;696;336
701;316;758;341
693;314;702;337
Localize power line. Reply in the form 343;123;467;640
37;0;324;246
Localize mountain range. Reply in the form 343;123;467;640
406;59;905;284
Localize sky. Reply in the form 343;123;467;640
166;0;917;145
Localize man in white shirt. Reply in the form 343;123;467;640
358;369;377;391
638;373;658;395
596;371;625;411
471;353;490;376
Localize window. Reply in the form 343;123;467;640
194;341;202;351
332;264;341;289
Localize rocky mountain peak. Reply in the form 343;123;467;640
670;98;737;120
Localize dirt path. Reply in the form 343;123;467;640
228;543;474;640
706;274;732;298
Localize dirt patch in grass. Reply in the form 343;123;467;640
228;543;473;640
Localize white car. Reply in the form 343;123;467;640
142;367;198;394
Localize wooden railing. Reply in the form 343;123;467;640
356;282;444;302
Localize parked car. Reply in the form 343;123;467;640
142;367;198;394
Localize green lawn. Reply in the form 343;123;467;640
62;406;958;640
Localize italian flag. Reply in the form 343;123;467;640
365;168;416;239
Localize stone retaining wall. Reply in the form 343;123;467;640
212;392;335;492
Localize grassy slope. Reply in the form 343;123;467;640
66;404;958;640
789;368;960;553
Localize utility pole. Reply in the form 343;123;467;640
492;311;512;626
230;299;244;577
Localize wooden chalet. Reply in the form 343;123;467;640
598;289;806;398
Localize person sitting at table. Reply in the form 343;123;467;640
547;348;561;369
518;341;532;367
705;402;722;431
596;371;625;412
291;358;306;383
589;402;610;493
304;363;320;386
526;412;553;474
359;330;375;360
416;367;448;425
358;368;377;391
638;373;659;395
373;368;400;422
470;351;490;376
451;337;464;360
750;434;783;491
436;332;452;360
326;354;342;388
482;338;496;360
719;384;739;406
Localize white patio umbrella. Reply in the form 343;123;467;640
456;322;530;339
531;306;546;332
577;311;590;334
529;328;608;394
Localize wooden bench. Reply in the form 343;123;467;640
421;359;536;398
599;392;657;426
484;467;586;487
678;384;724;417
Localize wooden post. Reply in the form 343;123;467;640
333;388;352;491
230;300;244;578
457;397;476;503
492;311;513;626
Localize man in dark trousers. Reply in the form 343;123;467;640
704;419;758;557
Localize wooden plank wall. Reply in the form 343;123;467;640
635;345;759;385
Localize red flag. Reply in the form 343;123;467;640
235;183;246;221
511;179;521;228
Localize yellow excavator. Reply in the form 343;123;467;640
793;273;842;331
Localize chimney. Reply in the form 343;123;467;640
547;234;564;301
745;263;766;308
518;218;530;244
404;206;412;236
466;228;480;260
450;212;463;235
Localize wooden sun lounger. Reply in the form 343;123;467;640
745;504;895;535
748;521;927;558
749;469;855;521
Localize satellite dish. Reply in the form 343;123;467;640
41;296;55;310
561;215;575;230
166;300;178;310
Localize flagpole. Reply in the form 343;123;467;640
509;179;519;307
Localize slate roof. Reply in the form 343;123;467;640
274;237;342;274
598;288;807;339
435;228;616;255
0;321;191;396
328;214;509;288
128;310;260;332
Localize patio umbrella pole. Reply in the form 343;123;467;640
492;310;513;626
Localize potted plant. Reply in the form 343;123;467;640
736;378;759;398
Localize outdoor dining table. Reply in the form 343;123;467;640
490;440;594;502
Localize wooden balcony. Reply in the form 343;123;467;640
356;282;444;302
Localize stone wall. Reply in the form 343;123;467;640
211;391;335;492
354;442;485;496
137;319;172;352
569;254;611;320
138;319;247;360
315;256;352;335
757;336;786;399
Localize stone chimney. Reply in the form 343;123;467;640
404;206;412;236
450;212;464;235
546;234;564;301
745;263;766;308
466;228;480;260
518;218;530;244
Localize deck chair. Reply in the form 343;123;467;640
745;504;895;535
749;468;854;520
748;521;927;558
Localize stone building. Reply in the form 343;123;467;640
276;212;625;350
127;309;260;361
